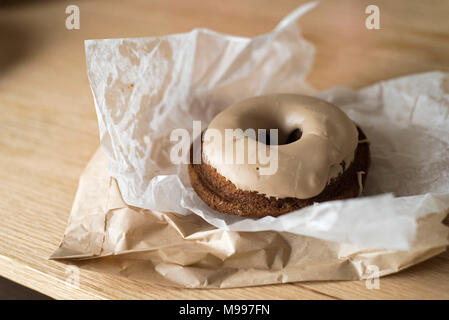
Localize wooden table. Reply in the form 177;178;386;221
1;0;448;300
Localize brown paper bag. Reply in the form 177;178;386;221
50;149;449;288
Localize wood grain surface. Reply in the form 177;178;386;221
0;0;448;300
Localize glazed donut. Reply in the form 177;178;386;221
188;94;370;217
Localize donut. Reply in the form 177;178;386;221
188;94;370;218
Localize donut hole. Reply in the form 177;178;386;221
236;110;303;145
257;128;302;145
285;128;302;144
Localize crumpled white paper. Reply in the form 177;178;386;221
85;2;449;251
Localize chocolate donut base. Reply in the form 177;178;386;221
188;127;370;218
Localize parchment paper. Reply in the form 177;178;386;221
51;2;449;288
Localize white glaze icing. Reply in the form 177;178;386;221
202;94;359;199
